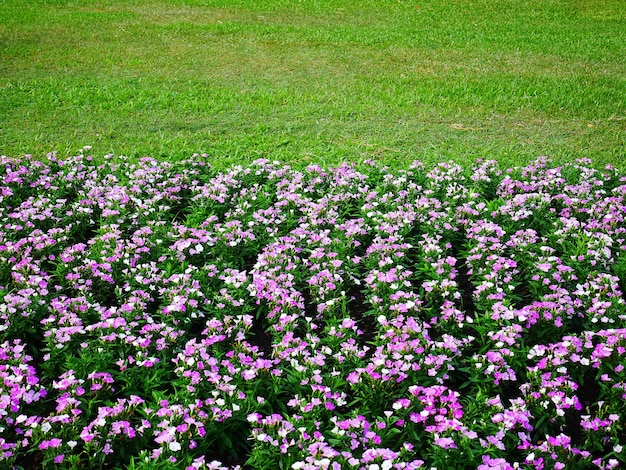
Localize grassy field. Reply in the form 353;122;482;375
1;0;625;169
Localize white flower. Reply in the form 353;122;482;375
168;441;182;452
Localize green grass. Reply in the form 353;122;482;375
1;0;625;169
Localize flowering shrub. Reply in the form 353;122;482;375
1;151;625;469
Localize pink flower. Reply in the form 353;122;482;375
433;436;457;449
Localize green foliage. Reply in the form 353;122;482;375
613;251;626;295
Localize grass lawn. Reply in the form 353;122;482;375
0;0;625;169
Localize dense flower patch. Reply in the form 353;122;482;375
1;151;625;469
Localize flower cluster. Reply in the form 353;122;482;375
0;152;625;469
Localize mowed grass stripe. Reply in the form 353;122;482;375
0;0;624;168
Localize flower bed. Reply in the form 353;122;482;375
0;152;625;469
